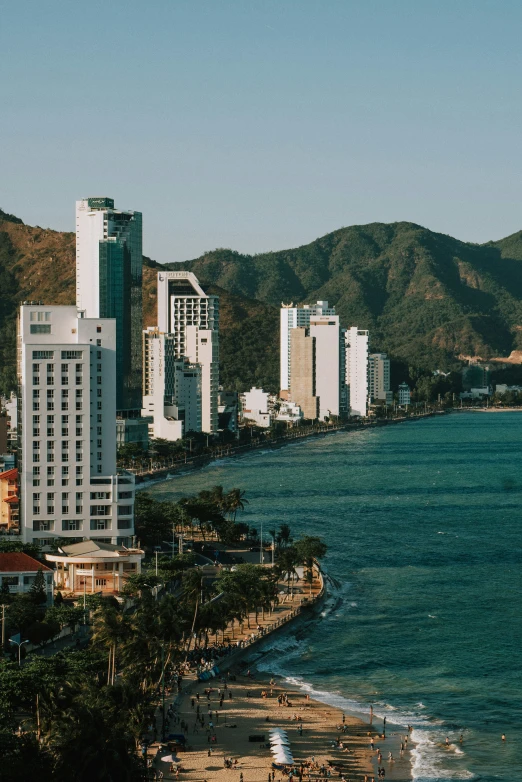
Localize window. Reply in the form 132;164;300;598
33;453;40;463
76;466;82;475
97;351;101;359
47;415;54;424
62;440;69;450
97;376;102;385
33;506;41;514
33;440;40;450
33;375;40;385
97;402;102;410
47;440;54;450
90;491;110;500
61;390;68;398
76;415;82;424
118;491;132;499
47;374;54;385
96;339;101;346
33;390;40;399
76;453;82;462
29;311;51;322
97;452;102;461
61;351;82;360
33;351;54;359
118;518;132;529
97;414;102;423
61;364;68;373
62;519;81;531
46;452;54;464
76;478;83;485
95;578;107;587
97;389;102;398
62;479;69;487
75;390;82;398
90;520;108;531
62;415;69;423
118;506;132;515
33;467;40;477
2;576;19;586
97;427;102;435
47;467;54;477
30;324;51;334
47;427;54;436
97;440;102;448
62;466;69;476
33;492;41;501
97;364;102;372
90;505;110;516
33;415;40;425
96;326;102;333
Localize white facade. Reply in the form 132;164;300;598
240;387;271;428
18;305;135;546
142;328;202;441
368;353;392;403
276;401;304;424
280;301;335;393
398;383;411;406
345;327;369;417
157;272;219;434
309;315;344;419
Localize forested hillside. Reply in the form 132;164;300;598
175;222;522;370
2;210;522;397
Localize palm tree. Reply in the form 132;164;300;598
92;605;133;686
226;488;248;521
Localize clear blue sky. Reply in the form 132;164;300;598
2;0;522;262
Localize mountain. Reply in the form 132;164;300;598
172;222;522;370
0;214;279;395
2;211;522;399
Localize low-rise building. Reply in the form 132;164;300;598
218;391;238;433
0;468;19;534
495;384;522;395
276;401;303;424
459;386;492;400
0;552;54;603
240;387;271;428
398;382;411;406
45;539;144;596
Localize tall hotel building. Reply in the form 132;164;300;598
345;326;369;417
157;272;219;434
76;198;146;444
280;301;335;394
17;305;135;546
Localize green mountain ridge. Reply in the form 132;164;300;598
2;211;522;398
171;221;522;370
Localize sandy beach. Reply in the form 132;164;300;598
150;668;412;782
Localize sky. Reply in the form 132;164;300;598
2;0;522;263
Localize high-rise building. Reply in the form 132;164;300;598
142;327;202;440
368;353;392;404
345;327;369;417
280;301;335;394
75;197;143;416
398;382;411;406
157;272;219;433
290;328;319;420
17;304;135;546
309;315;346;419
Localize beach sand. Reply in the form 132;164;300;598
152;670;412;782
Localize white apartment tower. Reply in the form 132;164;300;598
17;305;135;546
345;327;369;417
309;315;346;419
368;353;392;404
280;301;335;394
157;272;219;434
75;197;143;417
142;328;202;440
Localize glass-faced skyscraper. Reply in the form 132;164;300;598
76;198;143;416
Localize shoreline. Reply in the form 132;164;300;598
156;667;413;782
135;412;441;490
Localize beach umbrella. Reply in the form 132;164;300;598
270;737;291;746
269;729;288;737
160;754;181;763
274;752;294;764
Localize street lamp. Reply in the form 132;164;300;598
9;638;29;666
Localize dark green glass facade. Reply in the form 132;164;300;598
98;211;142;414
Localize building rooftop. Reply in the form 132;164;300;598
0;552;51;573
0;469;17;482
51;540;144;559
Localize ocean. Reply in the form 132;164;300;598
148;412;522;782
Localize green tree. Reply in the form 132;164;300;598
30;569;47;605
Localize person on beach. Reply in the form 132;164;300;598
370;705;373;723
502;734;506;741
370;738;374;749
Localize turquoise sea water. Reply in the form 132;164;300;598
149;413;522;782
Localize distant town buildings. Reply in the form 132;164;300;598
157;272;219;434
17;304;135;546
